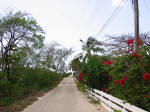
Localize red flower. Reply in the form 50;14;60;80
114;80;117;84
143;72;148;74
130;51;142;59
127;39;134;46
140;63;146;66
143;72;150;81
124;75;128;79
109;77;112;81
104;61;114;65
102;88;104;91
130;52;138;57
136;40;143;46
120;78;126;85
136;54;143;59
126;49;131;53
78;73;84;82
145;95;149;99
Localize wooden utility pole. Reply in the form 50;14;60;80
134;0;139;49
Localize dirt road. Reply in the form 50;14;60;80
23;76;107;112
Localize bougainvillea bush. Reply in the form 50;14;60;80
75;55;110;91
106;38;150;111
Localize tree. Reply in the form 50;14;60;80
42;42;59;70
80;36;104;61
0;11;45;79
104;33;150;56
42;42;73;74
70;56;81;72
54;47;73;73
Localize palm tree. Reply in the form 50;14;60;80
80;36;104;60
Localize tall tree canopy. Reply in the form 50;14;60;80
0;11;45;79
42;42;73;74
80;36;104;56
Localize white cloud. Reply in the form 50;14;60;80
112;0;123;7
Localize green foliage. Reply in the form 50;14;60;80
71;37;109;92
0;10;45;79
71;55;110;91
71;35;150;111
0;10;71;111
76;81;87;94
114;110;122;112
41;42;73;73
89;98;100;105
80;36;104;55
0;67;64;106
83;55;109;90
108;41;150;111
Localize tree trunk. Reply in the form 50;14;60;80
2;48;10;80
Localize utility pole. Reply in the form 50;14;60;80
134;0;139;49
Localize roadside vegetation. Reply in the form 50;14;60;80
75;77;100;105
0;10;71;112
0;68;68;112
70;35;150;111
76;81;87;94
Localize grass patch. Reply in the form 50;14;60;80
75;81;87;94
114;110;122;112
75;81;100;105
89;97;100;104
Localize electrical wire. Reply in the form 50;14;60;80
95;0;128;37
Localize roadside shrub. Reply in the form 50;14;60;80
107;39;150;111
0;67;64;106
82;55;110;91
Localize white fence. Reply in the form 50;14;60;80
87;88;147;112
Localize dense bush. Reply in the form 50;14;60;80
0;67;64;106
71;37;150;111
106;39;150;111
75;55;110;91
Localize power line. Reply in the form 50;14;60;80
96;0;127;37
95;0;128;37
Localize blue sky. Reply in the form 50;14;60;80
0;0;150;55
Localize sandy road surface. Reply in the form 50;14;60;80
23;76;107;112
